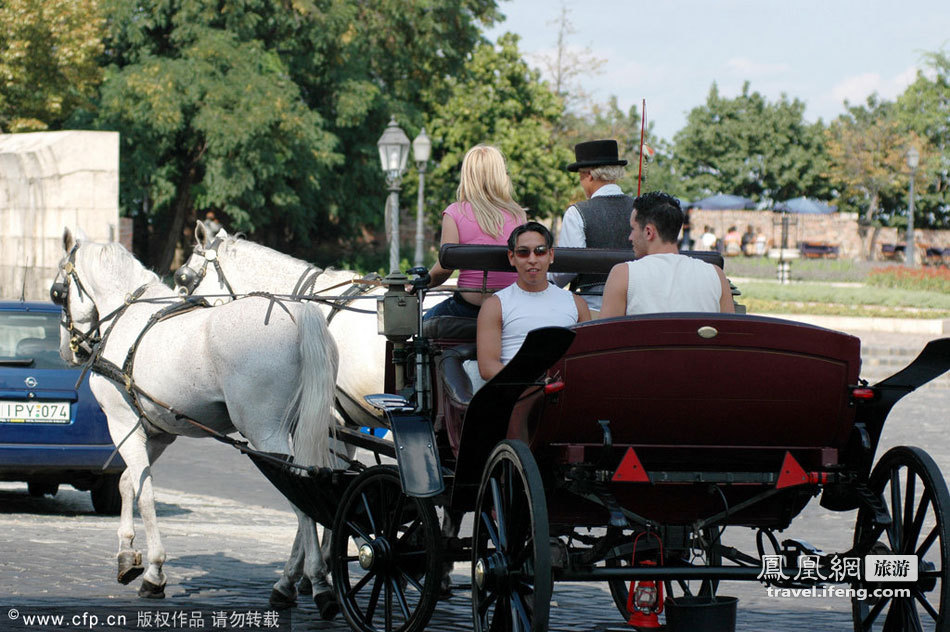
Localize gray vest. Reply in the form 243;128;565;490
571;195;635;291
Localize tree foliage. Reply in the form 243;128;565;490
673;83;830;205
426;33;573;220
0;0;104;132
92;0;500;271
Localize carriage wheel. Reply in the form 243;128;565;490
852;446;950;632
604;527;721;619
472;440;551;632
330;465;442;632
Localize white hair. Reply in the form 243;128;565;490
590;165;626;182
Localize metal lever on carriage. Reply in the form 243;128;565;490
597;419;614;476
407;266;431;413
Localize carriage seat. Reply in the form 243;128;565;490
421;315;477;341
438;343;477;408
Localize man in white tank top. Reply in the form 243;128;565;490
475;222;591;382
600;192;735;318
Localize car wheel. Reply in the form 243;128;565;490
27;480;59;497
91;473;122;515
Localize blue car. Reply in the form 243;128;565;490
0;300;124;514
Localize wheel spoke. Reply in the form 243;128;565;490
365;573;383;623
347;520;372;544
361;492;378;534
478;588;499;616
399;568;425;594
916;525;938;558
904;597;924;632
862;595;890;629
491;477;508;550
889;470;903;550
906;492;932;552
390;576;412;621
345;569;375;600
903;473;917;548
489;594;509;632
481;508;502;550
397;515;422;545
913;588;940;620
881;597;902;632
387;489;406;539
384;574;393;632
511;591;530;632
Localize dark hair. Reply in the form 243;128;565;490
507;221;553;250
632;192;684;243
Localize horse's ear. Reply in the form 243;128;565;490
216;227;229;239
63;227;75;253
195;220;207;246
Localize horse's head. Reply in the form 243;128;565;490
52;228;100;365
174;221;235;300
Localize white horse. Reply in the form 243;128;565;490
176;221;401;428
54;229;340;609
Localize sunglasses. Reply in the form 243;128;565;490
512;245;550;258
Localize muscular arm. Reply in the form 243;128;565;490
717;267;735;313
598;263;629;319
427;214;460;288
573;295;591;323
476;295;505;381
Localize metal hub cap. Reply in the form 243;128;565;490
474;559;487;589
358;544;375;569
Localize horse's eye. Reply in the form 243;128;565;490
50;282;68;305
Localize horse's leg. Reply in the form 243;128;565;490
297;513;338;620
269;525;305;609
133;432;176;598
116;467;144;584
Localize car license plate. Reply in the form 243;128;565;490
0;401;71;424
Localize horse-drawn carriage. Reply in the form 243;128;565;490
247;244;950;632
54;230;950;631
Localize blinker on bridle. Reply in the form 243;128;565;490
51;243;100;359
174;237;236;298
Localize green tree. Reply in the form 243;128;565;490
896;49;950;228
426;33;573;221
825;96;934;256
93;0;501;271
0;0;104;132
673;82;830;205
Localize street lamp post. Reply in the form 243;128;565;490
377;117;411;272
906;146;919;267
412;128;432;267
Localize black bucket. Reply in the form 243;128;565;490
664;596;738;632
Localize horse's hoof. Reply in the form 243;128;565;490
439;573;453;600
138;580;166;599
117;551;144;585
314;590;339;621
297;575;312;596
269;588;296;610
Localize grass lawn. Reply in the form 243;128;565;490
738;280;950;319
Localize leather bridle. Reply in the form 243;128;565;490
50;244;102;361
174;237;237;299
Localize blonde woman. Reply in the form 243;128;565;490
423;144;526;320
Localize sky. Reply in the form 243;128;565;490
485;0;950;142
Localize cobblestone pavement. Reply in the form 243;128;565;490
1;329;946;631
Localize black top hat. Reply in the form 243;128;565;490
567;139;628;172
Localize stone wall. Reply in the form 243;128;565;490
0;131;119;300
687;208;950;261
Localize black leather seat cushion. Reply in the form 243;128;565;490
438;343;477;408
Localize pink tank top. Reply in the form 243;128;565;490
443;202;520;289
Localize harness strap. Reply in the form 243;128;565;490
291;265;325;298
326;273;381;324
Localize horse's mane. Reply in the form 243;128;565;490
217;235;360;284
76;241;162;293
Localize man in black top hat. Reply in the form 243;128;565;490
549;139;633;313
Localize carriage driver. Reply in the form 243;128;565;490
599;192;735;318
471;221;591;386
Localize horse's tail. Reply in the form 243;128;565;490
288;302;339;468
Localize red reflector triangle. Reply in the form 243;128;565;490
612;447;650;483
776;451;808;489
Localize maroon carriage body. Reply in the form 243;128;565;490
510;314;862;528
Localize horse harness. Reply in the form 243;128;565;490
173;237;238;300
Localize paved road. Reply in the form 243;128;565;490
1;329;947;631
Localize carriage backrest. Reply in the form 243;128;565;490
528;314;861;453
439;244;724;273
